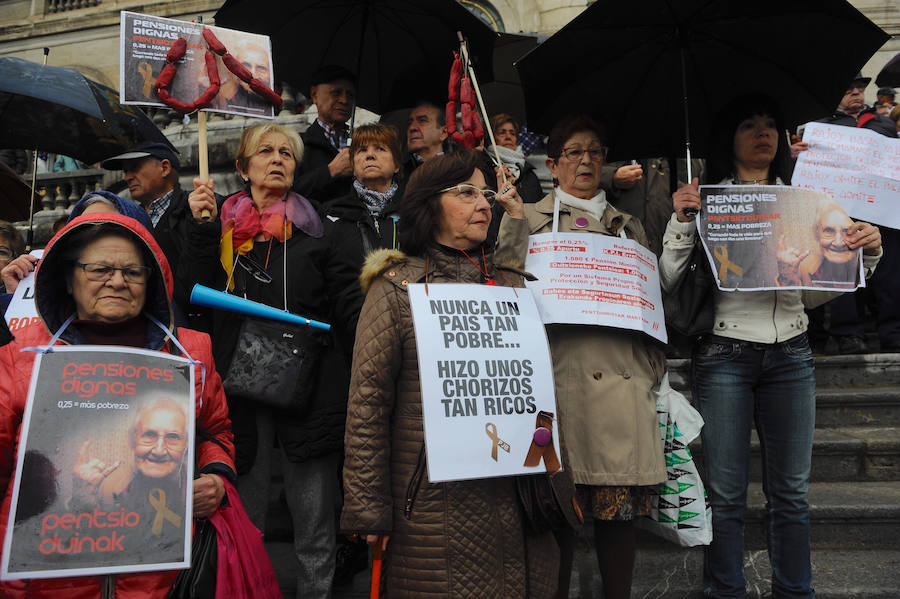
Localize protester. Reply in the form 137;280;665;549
495;114;665;599
0;212;235;597
804;74;899;353
659;94;882;599
487;113;543;204
194;122;362;599
341;150;558;598
102;142;220;331
891;105;900;132
294;65;357;204
795;199;861;289
402;101;448;179
876;86;896;108
0;222;24;294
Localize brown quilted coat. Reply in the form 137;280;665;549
341;245;559;599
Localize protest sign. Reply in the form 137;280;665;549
698;185;863;291
524;233;666;343
4;250;42;334
2;346;195;580
408;284;559;483
120;11;275;118
792;122;900;228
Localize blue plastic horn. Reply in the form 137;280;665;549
190;284;331;331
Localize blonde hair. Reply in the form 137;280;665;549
235;123;304;174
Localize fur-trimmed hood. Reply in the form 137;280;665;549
359;248;407;294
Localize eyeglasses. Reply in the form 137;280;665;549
440;184;496;206
560;145;608;162
0;246;12;260
236;255;273;284
137;430;186;450
77;262;151;284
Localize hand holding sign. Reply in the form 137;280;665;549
1;254;38;294
846;221;881;254
189;177;218;222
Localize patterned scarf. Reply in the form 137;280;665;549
219;190;324;289
353;179;398;218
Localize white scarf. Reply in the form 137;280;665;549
555;187;608;222
487;145;526;179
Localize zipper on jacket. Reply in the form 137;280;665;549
404;444;427;520
772;290;779;342
102;574;115;599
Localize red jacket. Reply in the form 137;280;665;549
0;213;234;598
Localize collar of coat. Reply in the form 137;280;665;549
359;247;532;294
528;191;636;237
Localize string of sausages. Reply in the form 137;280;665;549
446;51;484;149
154;28;283;114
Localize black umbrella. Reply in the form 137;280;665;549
516;0;888;162
214;0;498;114
0;56;173;165
875;52;900;88
0;160;39;223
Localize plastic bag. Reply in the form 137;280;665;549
641;373;712;547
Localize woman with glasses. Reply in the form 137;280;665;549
189;122;362;598
0;213;235;597
496;114;667;599
341;151;560;598
660;94;881;599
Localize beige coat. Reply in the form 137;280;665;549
340;246;558;599
496;193;667;486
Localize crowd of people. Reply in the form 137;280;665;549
0;60;895;599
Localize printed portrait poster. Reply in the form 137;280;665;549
698;185;864;292
120;11;276;118
3;250;42;334
524;233;667;344
2;346;195;580
408;284;560;483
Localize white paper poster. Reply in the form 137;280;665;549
792;122;900;228
4;250;42;334
524;232;667;343
408;284;560;483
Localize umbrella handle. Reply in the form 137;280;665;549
456;32;507;188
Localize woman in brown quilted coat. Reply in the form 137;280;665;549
341;150;560;598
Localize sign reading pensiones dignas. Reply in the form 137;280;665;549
408;284;560;483
1;346;195;580
120;11;275;118
524;232;667;343
698;185;864;292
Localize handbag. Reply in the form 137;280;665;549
168;518;217;599
639;373;712;547
516;411;583;533
222;234;325;412
663;238;715;338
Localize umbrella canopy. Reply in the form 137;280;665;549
516;0;888;161
214;0;498;114
0;57;173;165
0;160;39;223
875;52;900;89
479;32;538;126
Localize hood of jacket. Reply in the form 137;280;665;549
34;212;175;346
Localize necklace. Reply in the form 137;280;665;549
732;177;770;185
459;247;496;285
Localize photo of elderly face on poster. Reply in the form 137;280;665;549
197;30;274;116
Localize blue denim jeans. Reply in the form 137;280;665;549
692;333;816;599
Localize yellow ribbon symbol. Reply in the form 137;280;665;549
485;423;511;461
138;62;155;98
714;245;744;282
149;488;183;537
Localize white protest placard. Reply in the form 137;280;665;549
120;11;276;118
792;122;900;228
4;250;42;334
408;284;560;483
2;346;195;580
523;233;666;343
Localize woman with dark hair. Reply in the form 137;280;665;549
496;113;666;599
341;150;559;598
659;94;882;598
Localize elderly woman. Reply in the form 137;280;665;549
659;94;882;599
191;122;361;598
0;212;234;598
488;113;543;204
341;150;559;598
496;114;665;599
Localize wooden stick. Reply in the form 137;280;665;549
198;110;211;220
456;32;507;187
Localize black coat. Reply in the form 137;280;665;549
293;120;354;205
818;106;898;138
213;213;363;469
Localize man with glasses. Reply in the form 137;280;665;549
101;143;219;331
806;73;899;354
